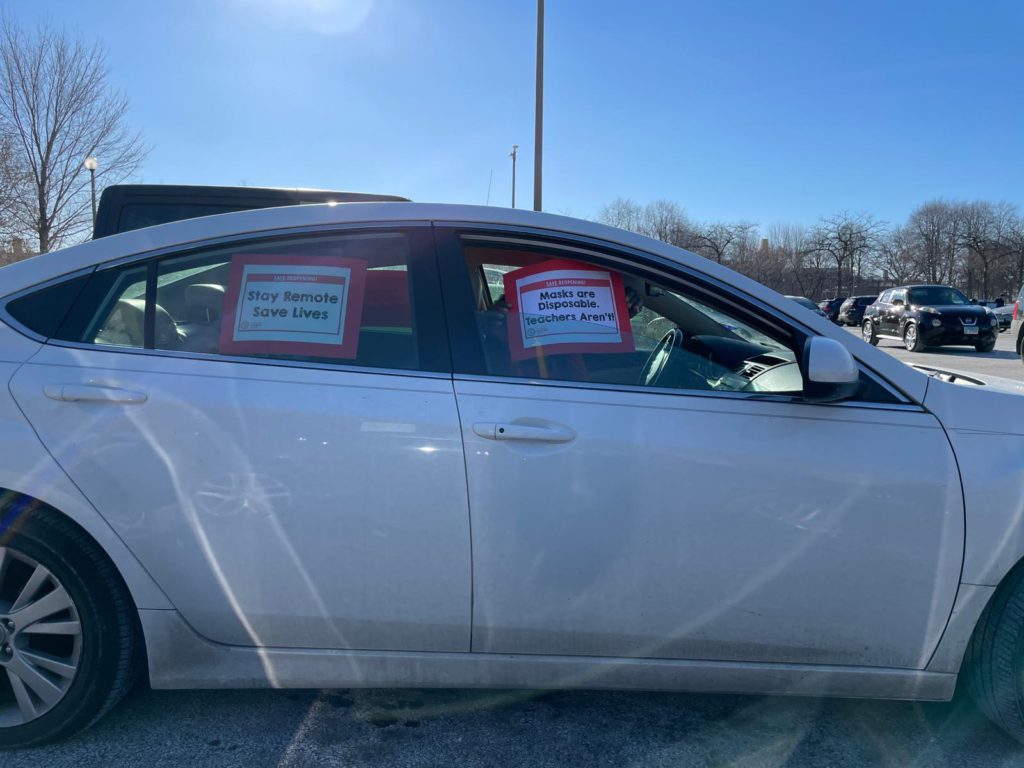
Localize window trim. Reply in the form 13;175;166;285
434;224;916;408
2;222;452;377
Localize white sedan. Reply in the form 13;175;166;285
0;203;1021;747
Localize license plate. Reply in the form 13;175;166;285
964;326;979;335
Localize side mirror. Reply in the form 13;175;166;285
801;337;862;403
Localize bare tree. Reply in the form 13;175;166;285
0;18;146;253
810;212;885;295
871;225;921;286
687;221;755;265
959;200;1019;299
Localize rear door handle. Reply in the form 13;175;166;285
473;422;575;443
44;385;148;405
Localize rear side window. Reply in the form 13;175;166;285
857;297;875;306
47;229;447;373
5;274;91;338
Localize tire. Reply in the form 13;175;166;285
975;338;996;353
0;509;138;748
861;319;878;346
965;564;1024;744
903;323;925;352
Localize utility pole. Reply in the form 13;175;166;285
533;0;544;211
510;144;518;208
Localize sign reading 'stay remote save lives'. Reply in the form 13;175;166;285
503;259;634;360
219;255;367;359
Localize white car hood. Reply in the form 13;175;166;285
913;364;1024;397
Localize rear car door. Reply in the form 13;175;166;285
7;225;472;652
437;226;963;669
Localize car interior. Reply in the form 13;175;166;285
462;245;804;394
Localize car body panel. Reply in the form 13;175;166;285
0;324;173;610
10;344;472;651
455;378;963;669
923;378;1024;587
140;608;957;700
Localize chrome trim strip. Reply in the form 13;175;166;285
41;340;452;381
452;373;925;413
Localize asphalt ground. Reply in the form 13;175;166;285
5;327;1024;768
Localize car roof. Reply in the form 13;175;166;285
0;201;932;403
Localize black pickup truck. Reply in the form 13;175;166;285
93;184;409;238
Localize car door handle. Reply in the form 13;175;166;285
472;422;575;443
43;385;148;405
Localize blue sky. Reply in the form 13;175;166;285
11;0;1024;228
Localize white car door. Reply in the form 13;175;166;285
437;227;963;669
8;226;472;652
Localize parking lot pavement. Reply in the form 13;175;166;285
844;324;1022;380
6;685;1024;768
7;328;1023;768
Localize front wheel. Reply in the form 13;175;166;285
975;338;996;353
862;320;878;346
0;510;139;748
903;323;925;352
966;565;1024;744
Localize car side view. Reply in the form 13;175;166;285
837;295;876;326
862;285;999;352
0;204;1023;748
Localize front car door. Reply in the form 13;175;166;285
8;225;472;652
436;227;963;669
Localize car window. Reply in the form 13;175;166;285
458;242;805;395
878;290;891;303
907;286;969;306
51;231;439;372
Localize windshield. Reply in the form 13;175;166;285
907;287;970;306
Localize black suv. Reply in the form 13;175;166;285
862;284;998;352
837;295;876;326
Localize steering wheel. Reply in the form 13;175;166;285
639;328;685;387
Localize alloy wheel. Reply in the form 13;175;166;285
0;547;82;727
904;325;917;351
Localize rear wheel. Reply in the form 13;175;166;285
861;320;878;346
0;510;138;748
903;323;925;352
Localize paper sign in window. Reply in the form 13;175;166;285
503;259;633;360
219;254;367;359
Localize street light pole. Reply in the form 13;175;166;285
83;156;98;227
510;144;518;208
533;0;544;212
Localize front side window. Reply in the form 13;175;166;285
47;230;441;373
457;241;805;395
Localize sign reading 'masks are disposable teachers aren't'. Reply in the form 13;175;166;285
503;259;634;360
219;255;367;358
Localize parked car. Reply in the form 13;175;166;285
862;284;999;352
992;303;1014;332
837;295;877;326
2;204;1024;746
785;295;828;318
1014;284;1024;362
818;297;846;322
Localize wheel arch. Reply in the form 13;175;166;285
0;484;172;614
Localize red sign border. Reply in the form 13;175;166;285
219;254;368;359
503;258;634;361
